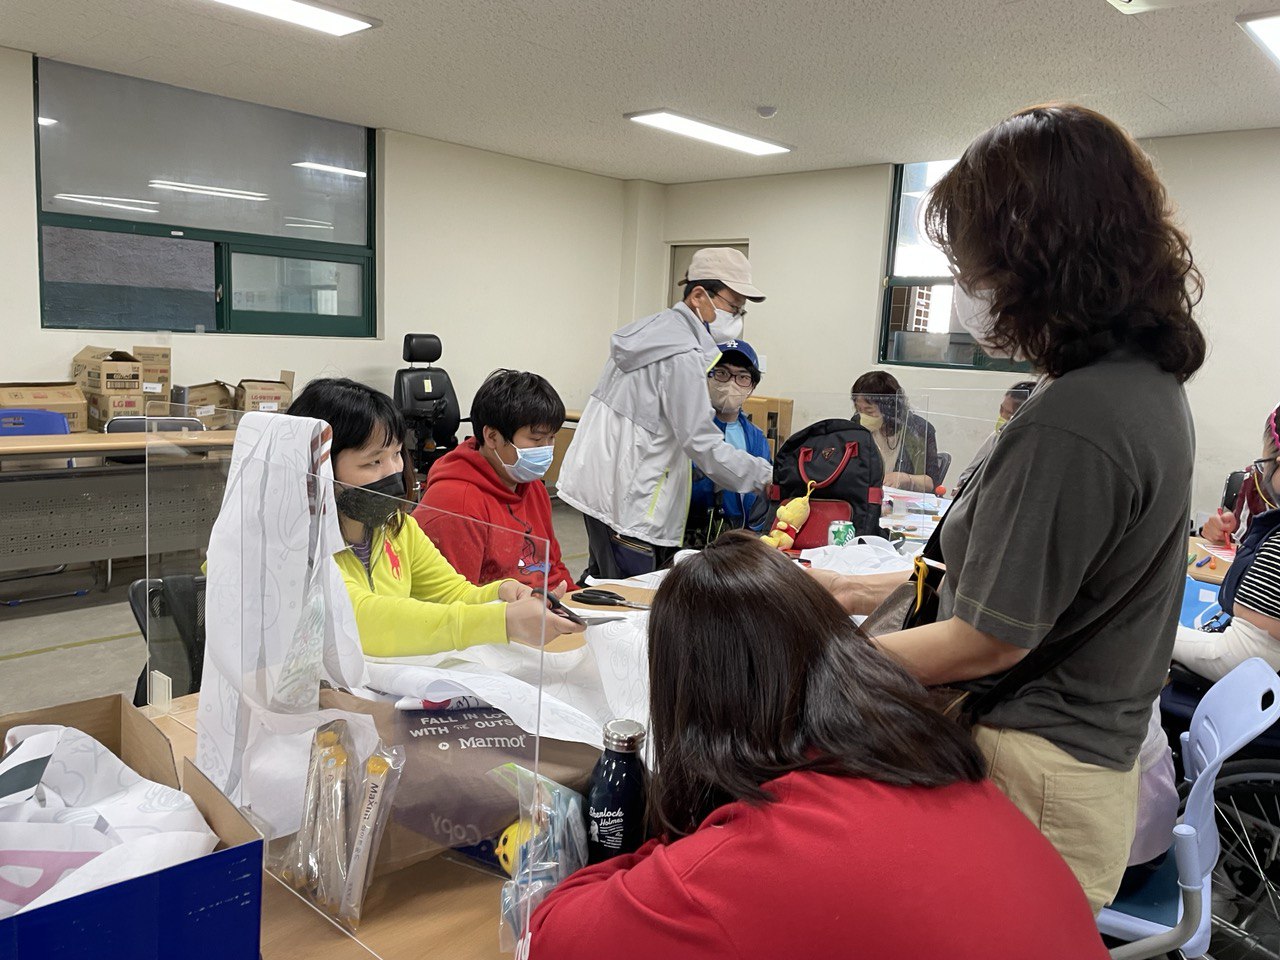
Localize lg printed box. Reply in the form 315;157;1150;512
170;382;235;429
132;345;173;398
0;695;262;960
71;346;144;394
235;371;294;413
0;381;88;432
87;391;145;431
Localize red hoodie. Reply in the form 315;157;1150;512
413;438;578;592
530;771;1108;960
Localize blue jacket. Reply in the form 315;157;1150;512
690;412;772;531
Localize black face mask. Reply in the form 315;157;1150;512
335;472;406;531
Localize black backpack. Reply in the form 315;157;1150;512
770;419;886;542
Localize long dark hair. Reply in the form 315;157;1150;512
925;103;1206;383
289;377;413;527
850;370;908;435
647;532;984;840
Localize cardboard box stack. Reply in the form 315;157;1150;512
132;345;173;399
71;346;146;431
743;395;795;458
0;382;88;432
234;371;295;414
169;382;236;429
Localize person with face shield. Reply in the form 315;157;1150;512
955;380;1039;491
288;378;584;656
685;340;772;546
558;248;773;579
1173;404;1280;681
809;104;1206;912
414;369;579;593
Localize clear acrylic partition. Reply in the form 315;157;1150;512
773;391;941;545
913;383;1038;491
145;411;604;956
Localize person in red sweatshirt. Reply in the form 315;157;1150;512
413;369;577;593
529;533;1108;960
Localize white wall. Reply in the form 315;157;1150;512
657;133;1280;515
0;47;624;413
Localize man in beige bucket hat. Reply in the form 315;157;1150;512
558;248;773;579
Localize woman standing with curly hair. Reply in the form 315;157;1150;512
819;104;1205;912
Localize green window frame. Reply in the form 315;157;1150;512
33;60;376;338
879;164;1029;373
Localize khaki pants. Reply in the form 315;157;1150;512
974;724;1140;913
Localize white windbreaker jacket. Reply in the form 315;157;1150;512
557;302;773;547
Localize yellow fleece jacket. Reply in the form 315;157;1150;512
333;518;511;657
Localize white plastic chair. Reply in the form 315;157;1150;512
1099;657;1280;959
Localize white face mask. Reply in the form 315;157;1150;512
952;282;1024;361
708;309;744;343
708;378;751;419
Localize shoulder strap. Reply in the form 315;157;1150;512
963;517;1188;723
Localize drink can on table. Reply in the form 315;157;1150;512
828;520;856;546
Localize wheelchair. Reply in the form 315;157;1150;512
1160;661;1280;959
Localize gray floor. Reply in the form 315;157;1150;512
0;503;591;716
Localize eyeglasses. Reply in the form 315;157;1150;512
709;368;754;388
712;292;748;319
1252;458;1279;474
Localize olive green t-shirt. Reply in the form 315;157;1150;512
944;353;1194;771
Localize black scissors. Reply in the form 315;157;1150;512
571;588;651;610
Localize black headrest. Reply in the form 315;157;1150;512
403;334;442;363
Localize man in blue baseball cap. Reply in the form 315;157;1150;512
686;339;772;545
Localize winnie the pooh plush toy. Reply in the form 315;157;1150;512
760;480;817;550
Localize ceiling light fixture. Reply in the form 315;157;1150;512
37;117;58;126
55;194;160;214
149;179;269;201
626;110;790;156
292;161;367;178
203;0;378;37
1239;12;1280;70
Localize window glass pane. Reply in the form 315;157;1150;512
892;159;956;278
38;60;367;245
884;282;1026;371
231;253;362;316
41;226;215;331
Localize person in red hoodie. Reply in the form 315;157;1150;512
529;533;1107;960
414;369;577;593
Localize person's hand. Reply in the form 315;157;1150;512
550;581;570;600
1202;508;1239;545
505;597;586;646
884;471;912;489
497;580;535;603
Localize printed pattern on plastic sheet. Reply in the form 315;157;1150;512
0;725;217;918
363;614;651;749
195;413;376;838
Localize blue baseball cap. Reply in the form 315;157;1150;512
716;339;761;377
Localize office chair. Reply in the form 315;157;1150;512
1098;657;1280;958
104;415;206;463
393;334;463;476
1221;469;1248;512
129;575;207;707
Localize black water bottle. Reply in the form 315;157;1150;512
586;719;647;864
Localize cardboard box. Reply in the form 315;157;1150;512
743;395;795;450
132;345;173;397
0;695;262;960
0;381;88;432
170;382;236;428
72;345;144;394
87;390;146;431
235;370;295;414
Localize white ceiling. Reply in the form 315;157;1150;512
4;0;1280;183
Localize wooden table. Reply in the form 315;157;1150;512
1188;536;1233;586
150;695;507;960
0;430;236;459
